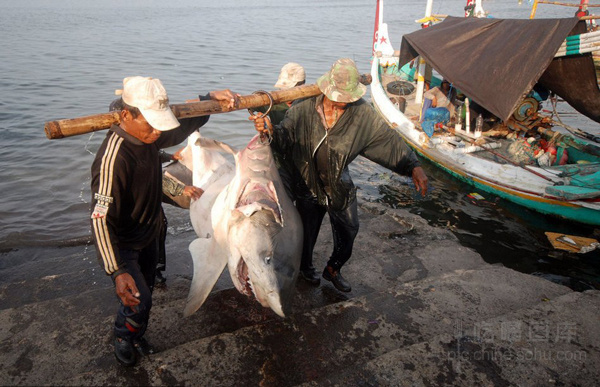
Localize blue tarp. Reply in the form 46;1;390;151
421;107;450;137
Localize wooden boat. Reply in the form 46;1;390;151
370;0;600;226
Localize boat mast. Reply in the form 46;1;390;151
465;0;485;17
415;0;434;104
474;0;486;18
372;0;383;56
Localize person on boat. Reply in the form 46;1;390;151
423;80;456;114
92;76;238;367
250;58;428;293
421;79;456;136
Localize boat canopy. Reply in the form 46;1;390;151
399;16;600;123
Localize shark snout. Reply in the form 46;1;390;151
241;258;291;317
266;292;285;317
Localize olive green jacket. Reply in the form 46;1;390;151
272;95;420;210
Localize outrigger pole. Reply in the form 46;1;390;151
531;0;600;19
555;29;600;56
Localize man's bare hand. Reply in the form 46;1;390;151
249;114;273;136
172;146;185;161
183;185;203;200
209;89;241;109
114;273;140;311
412;166;429;196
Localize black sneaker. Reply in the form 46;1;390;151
299;267;321;285
114;337;137;367
133;337;155;356
322;266;351;292
155;270;166;285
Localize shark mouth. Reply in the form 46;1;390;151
236;256;256;299
235;182;282;225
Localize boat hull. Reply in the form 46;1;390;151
370;57;600;226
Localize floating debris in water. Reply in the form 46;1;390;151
466;192;497;208
468;193;485;200
545;232;599;254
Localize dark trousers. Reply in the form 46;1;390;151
296;196;359;272
113;238;159;341
157;210;167;273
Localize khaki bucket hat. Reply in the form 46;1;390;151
316;58;366;103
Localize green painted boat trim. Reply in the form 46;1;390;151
546;185;600;200
408;145;600;226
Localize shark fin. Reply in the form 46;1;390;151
183;237;228;317
196;137;238;155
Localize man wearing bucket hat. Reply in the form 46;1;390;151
251;58;428;292
91;76;238;367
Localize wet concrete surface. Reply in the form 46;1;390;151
0;202;598;386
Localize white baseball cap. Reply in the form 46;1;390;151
274;62;305;89
116;76;180;131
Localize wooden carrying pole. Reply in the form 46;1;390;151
44;75;372;140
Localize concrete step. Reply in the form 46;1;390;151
58;265;571;386
312;290;600;386
0;269;377;387
0;276;198;386
0;268;402;387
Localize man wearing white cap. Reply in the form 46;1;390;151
91;76;238;367
251;59;428;293
256;62;306;127
274;62;305;89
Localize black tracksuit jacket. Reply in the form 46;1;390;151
90;115;207;278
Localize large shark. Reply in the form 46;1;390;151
181;133;302;318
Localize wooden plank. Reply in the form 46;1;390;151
545;232;599;253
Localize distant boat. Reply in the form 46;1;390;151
370;0;600;226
